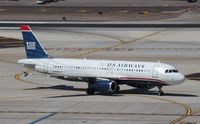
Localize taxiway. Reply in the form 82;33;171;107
0;27;200;124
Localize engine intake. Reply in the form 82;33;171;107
92;80;117;93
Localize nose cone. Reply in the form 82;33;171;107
174;73;185;85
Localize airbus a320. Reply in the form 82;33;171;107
18;25;185;96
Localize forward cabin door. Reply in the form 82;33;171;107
152;65;158;78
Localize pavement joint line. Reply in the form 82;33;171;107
77;10;88;13
0;74;13;78
0;90;74;101
0;9;5;12
0;44;23;47
46;47;200;51
0;41;22;43
29;112;57;124
29;101;81;124
0;110;186;116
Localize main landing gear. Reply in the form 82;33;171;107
86;78;96;95
158;86;164;96
86;87;95;95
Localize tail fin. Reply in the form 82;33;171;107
20;25;50;58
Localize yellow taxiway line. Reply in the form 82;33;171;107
142;96;192;124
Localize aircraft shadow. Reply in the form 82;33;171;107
24;85;86;92
24;85;198;98
24;85;123;98
47;93;122;98
118;88;198;97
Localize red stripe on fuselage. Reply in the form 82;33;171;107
118;77;169;85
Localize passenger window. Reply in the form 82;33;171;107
169;70;172;73
165;70;168;73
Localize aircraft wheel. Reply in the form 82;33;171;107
158;91;164;96
86;88;95;95
158;86;164;96
116;85;120;92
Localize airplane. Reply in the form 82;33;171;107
18;25;185;96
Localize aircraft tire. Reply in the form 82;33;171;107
116;85;120;92
86;88;95;95
158;91;164;96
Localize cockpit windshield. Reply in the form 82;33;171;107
165;69;178;73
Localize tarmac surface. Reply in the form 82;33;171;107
0;0;200;21
0;27;200;124
0;0;198;7
0;6;197;21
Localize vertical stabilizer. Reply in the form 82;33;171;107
20;25;49;58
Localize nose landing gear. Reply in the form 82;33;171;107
158;86;164;96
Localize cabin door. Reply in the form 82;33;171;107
152;66;158;78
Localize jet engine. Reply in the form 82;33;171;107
86;80;117;94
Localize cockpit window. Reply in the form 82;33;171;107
165;69;178;73
173;69;178;73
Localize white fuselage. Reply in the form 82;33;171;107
18;58;185;86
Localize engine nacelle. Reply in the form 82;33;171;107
92;80;117;93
